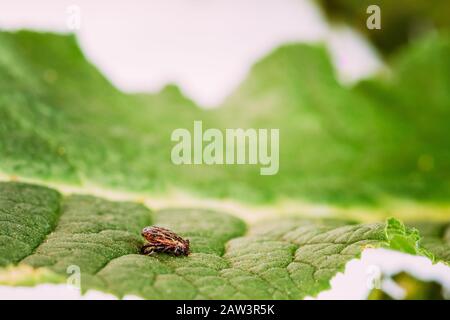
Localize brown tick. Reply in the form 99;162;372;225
140;226;190;256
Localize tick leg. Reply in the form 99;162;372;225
143;247;156;255
141;244;155;255
140;243;150;253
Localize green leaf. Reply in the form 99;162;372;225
409;221;450;264
0;30;449;298
0;181;447;299
0;31;449;206
0;182;61;265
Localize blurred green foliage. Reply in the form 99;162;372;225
0;30;449;206
369;272;448;300
317;0;450;54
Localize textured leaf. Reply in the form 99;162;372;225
410;222;450;264
0;182;60;265
0;182;447;299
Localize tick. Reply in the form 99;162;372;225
140;226;190;256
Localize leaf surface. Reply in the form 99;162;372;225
0;182;447;299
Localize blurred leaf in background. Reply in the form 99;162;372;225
0;30;449;206
316;0;450;54
369;272;449;300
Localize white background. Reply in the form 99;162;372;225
0;0;381;106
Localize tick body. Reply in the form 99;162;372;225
141;226;190;256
